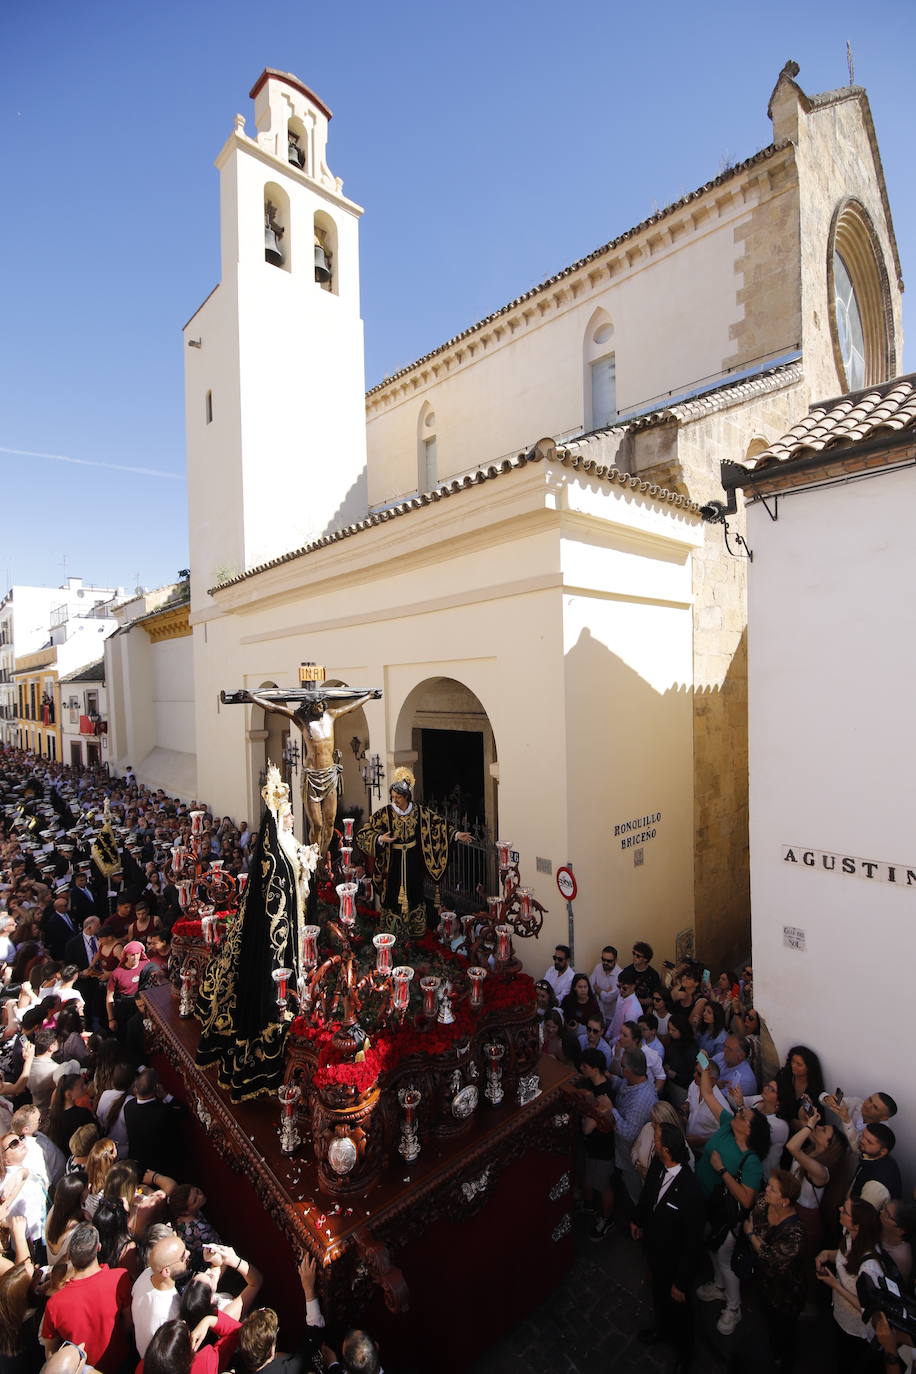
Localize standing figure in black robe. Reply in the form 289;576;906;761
196;766;318;1101
355;767;472;939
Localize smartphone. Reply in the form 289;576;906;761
702;968;711;986
800;1094;814;1113
696;1050;710;1071
834;1088;844;1104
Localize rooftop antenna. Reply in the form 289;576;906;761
846;41;855;87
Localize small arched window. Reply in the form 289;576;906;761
418;404;437;491
264;182;291;273
583;309;616;429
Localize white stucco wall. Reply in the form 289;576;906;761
748;464;916;1178
185;90;367;608
105;626;197;799
191;464;703;977
152;637;196;757
365;164;798;505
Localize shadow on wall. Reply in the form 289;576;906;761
321;464;369;538
694;627;751;976
563;625;750;975
564;623;693;967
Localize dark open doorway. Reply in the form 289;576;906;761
419;728;485;827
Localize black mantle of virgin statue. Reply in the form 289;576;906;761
195;805;300;1101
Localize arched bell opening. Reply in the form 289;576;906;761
313;210;337;293
287;116;308;172
264;182;291;272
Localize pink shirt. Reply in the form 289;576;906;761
107;960;150;997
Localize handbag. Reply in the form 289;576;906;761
707;1155;749;1250
732;1212;796;1281
730;1228;756;1280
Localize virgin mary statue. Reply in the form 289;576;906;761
196;765;319;1101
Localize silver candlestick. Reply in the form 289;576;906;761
398;1086;421;1162
278;1082;301;1156
178;967;196;1018
484;1041;506;1105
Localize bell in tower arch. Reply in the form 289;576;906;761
314;232;331;285
288;133;305;169
265;202;285;267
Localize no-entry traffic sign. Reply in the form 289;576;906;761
556;866;577;901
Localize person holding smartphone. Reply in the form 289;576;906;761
816;1199;886;1367
695;1063;770;1336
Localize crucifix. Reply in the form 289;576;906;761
221;664;381;859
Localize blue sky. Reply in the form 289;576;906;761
2;0;914;591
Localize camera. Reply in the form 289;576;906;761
857;1272;916;1339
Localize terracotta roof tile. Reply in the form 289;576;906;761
753;374;916;470
210;359;806;595
59;659;105;684
208;449;700;595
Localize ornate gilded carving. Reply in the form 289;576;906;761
551;1213;572;1242
460;1166;491;1203
548;1171;571;1202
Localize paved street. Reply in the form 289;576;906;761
472;1207;839;1374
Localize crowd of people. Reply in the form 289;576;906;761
0;749;382;1374
2;748;915;1372
538;940;915;1371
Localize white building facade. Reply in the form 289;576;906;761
4;578;121;756
728;375;915;1173
59;660;108;771
103;61;906;975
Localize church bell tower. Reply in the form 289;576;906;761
184;69;369;607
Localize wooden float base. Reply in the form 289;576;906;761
143;982;576;1371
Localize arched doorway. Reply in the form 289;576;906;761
393;677;498;907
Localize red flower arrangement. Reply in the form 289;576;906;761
289;954;535;1093
172;918;203;939
172;917;228;941
484;970;536;1011
413;931;471;970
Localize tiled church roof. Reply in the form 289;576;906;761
752;374;916;469
209;447;700;594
